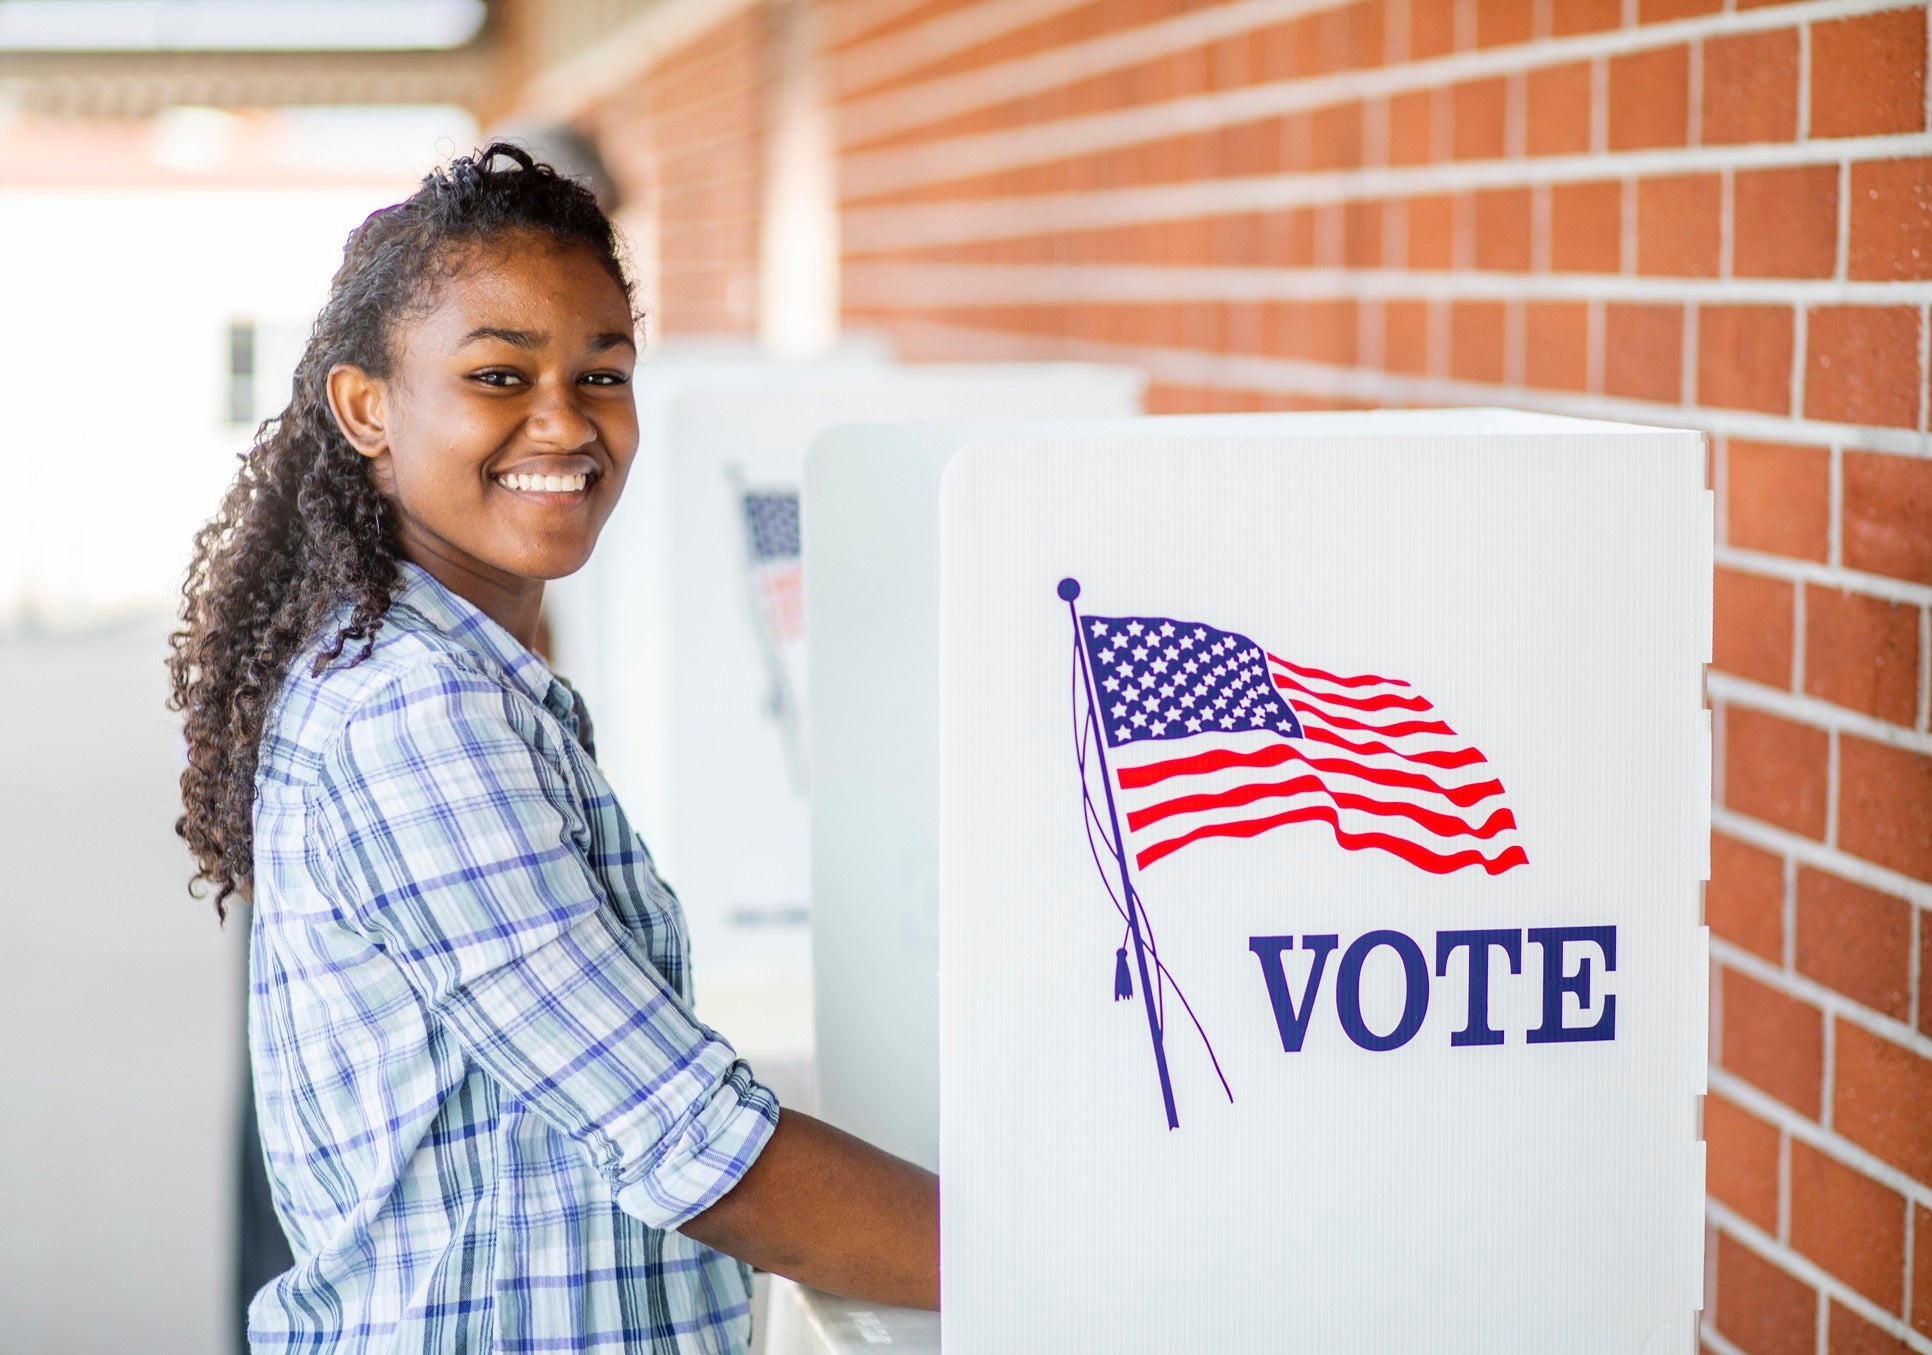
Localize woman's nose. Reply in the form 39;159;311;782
526;379;597;449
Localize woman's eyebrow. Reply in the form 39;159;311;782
457;327;635;353
461;325;543;349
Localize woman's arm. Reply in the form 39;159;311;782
679;1109;940;1311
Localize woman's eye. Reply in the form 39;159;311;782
473;369;525;388
581;371;631;387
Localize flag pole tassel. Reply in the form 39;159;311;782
1062;576;1180;1130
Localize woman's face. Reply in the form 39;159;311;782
330;234;640;606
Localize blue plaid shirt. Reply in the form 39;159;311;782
247;562;779;1352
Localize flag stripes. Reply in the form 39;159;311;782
1101;643;1529;876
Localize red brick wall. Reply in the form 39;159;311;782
587;6;774;335
576;1;1932;1349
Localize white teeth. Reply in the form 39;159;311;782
498;472;589;493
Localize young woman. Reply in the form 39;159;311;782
170;144;937;1352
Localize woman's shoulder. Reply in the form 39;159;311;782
267;602;508;771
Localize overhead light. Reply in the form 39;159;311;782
0;0;488;53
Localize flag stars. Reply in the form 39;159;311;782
1159;622;1175;637
1089;621;1108;637
1127;621;1144;637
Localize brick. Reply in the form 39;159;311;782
1551;0;1622;36
1829;1302;1913;1355
1803;586;1921;726
1704;1091;1780;1231
1288;14;1337;78
1339;202;1379;268
1726;440;1829;561
1610;44;1689;150
1839;736;1932;883
1850;158;1932;282
1384;300;1431;376
1310;100;1363;170
1643;0;1720;16
1473;187;1531;270
1549;180;1623;273
1791;1139;1907;1309
1272;301;1356;365
1476;0;1534;48
1406;193;1455;269
1700;28;1800;145
1917;1205;1932;1336
1452;77;1509;160
1389;89;1434;165
1604;303;1683;403
1409;0;1456;59
1844;451;1932;586
1720;967;1825;1116
1714;1232;1817;1355
1343;0;1385;70
1811;7;1928;140
1637;174;1720;276
1922;916;1932;1040
1714;567;1794;688
1524;302;1589;392
1221;118;1285;177
1796;866;1912;1021
1450;301;1506;384
1526;60;1592;156
1698;305;1794;415
1708;831;1785;962
1724;705;1828;839
1733;166;1838;279
1834;1019;1932;1185
1804;306;1923;429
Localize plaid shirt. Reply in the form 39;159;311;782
247;562;778;1352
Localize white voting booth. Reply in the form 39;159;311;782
544;359;1143;1052
793;410;1710;1353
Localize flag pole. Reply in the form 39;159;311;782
1060;577;1179;1131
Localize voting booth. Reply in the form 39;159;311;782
544;359;1143;1036
801;411;1710;1351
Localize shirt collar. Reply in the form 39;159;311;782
389;561;582;730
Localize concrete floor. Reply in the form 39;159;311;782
0;614;241;1353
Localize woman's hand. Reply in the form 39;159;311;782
679;1109;940;1310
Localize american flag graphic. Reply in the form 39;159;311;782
1082;614;1528;876
1061;579;1527;1130
741;491;803;643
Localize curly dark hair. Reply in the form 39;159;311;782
167;142;635;917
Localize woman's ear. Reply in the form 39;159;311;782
326;363;388;460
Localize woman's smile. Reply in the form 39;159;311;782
492;468;595;497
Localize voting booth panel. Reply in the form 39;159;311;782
546;363;1143;999
937;428;1710;1352
805;409;1670;1175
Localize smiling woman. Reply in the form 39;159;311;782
168;144;937;1353
323;235;640;645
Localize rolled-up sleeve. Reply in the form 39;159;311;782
305;659;778;1229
